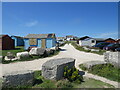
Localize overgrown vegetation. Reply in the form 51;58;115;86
71;42;106;55
63;66;83;84
79;63;120;82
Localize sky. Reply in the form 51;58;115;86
2;2;118;38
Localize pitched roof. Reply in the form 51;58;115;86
11;35;23;39
57;37;65;39
24;33;55;39
66;35;74;38
0;35;9;38
79;36;90;40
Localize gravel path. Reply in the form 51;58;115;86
0;44;119;87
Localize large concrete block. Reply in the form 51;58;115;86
42;58;75;80
82;61;107;69
2;70;34;88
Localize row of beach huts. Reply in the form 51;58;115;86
0;34;120;50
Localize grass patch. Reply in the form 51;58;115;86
33;70;114;88
73;77;114;88
71;42;106;55
1;46;25;57
79;63;120;82
2;49;60;64
1;71;114;89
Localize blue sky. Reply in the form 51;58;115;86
2;2;118;38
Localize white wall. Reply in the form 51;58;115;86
79;39;96;47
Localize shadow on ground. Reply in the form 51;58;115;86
60;49;67;51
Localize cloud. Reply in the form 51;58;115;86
99;32;118;38
25;20;38;27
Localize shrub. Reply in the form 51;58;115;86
63;66;83;84
56;80;73;88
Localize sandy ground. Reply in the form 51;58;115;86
0;44;119;87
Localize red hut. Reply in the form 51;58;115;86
0;35;15;50
104;38;116;43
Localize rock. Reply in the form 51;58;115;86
45;48;51;56
42;58;75;80
4;56;18;61
82;61;107;69
16;51;29;59
29;48;46;56
6;52;15;59
90;49;100;52
2;70;34;88
50;47;56;50
104;52;120;68
83;47;90;51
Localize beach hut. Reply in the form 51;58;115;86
24;33;56;50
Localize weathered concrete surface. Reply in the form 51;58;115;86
42;58;75;80
104;51;120;68
82;61;107;69
2;70;34;88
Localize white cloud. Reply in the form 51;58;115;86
99;32;118;38
25;20;38;27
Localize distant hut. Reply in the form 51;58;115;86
116;39;120;44
104;38;116;43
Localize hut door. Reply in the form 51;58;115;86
41;39;46;48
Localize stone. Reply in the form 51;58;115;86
82;61;107;69
104;51;120;68
45;48;51;56
90;49;100;52
42;58;75;80
29;48;46;56
4;56;18;61
6;52;15;59
16;51;29;59
2;70;34;88
83;47;90;51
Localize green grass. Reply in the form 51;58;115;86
32;70;114;88
1;46;25;57
1;71;114;89
73;77;114;88
79;63;120;82
71;42;106;55
2;49;60;64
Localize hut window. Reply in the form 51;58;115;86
29;39;37;45
92;40;95;43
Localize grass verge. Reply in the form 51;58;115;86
2;46;25;57
2;49;60;64
79;63;120;82
71;42;106;55
33;71;114;88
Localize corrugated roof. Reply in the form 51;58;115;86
24;33;55;39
